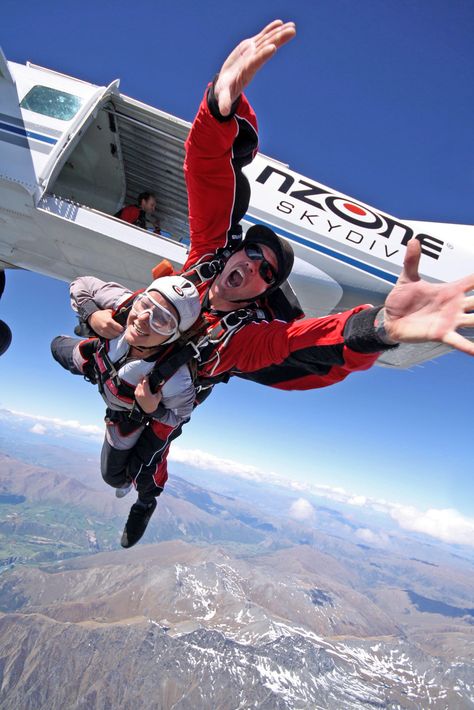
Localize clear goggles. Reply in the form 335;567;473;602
130;292;178;336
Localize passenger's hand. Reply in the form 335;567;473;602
135;376;163;414
215;20;296;116
88;309;124;338
384;238;474;355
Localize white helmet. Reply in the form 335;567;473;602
145;275;201;342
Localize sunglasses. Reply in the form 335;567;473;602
244;243;277;285
130;292;178;336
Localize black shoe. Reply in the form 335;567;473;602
120;499;157;548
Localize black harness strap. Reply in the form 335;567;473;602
96;340;135;397
148;338;202;391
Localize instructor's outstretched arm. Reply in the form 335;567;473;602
214;19;296;116
382;238;474;355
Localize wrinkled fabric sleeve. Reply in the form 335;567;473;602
153;365;195;428
183;88;258;267
208;306;388;391
70;276;132;322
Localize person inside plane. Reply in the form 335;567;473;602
51;274;201;548
69;20;474;547
116;190;160;232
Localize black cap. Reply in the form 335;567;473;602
242;225;294;293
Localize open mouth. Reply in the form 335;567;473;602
132;322;148;337
226;268;244;288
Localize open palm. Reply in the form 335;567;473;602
215;20;296;116
384;239;474;355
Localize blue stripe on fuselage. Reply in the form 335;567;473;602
0;121;57;145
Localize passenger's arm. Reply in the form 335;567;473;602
152;366;196;428
70;276;131;338
134;368;195;428
134;377;163;414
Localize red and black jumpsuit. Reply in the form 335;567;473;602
180;85;391;393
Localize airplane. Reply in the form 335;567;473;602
0;46;472;367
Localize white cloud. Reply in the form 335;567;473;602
7;409;103;440
387;505;474;547
348;495;367;507
170;445;474;549
355;527;389;547
169;446;279;482
289;498;316;523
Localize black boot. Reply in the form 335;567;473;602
50;336;83;374
120;499;157;548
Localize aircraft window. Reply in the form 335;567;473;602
20;85;83;121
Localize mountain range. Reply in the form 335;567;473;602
0;415;473;708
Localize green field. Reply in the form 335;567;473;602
0;501;121;568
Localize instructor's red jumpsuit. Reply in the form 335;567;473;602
181;86;390;391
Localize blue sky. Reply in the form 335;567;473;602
1;1;474;527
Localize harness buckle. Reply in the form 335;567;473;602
128;402;148;424
220;308;252;329
189;339;206;359
189;259;223;283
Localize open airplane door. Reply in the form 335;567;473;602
37;79;121;201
